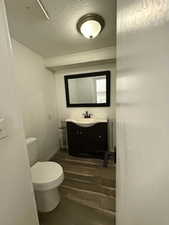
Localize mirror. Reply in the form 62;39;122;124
64;71;110;107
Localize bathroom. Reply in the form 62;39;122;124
2;0;169;225
1;0;116;225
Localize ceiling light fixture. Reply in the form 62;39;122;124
35;0;50;20
77;13;105;39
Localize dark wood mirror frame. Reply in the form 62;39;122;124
64;71;111;107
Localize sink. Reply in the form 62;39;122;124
65;118;107;127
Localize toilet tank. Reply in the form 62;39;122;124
26;137;39;166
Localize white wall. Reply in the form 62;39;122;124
13;40;58;161
45;46;116;68
55;64;116;121
117;1;169;225
0;1;39;225
55;63;116;150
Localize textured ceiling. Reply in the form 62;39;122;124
5;0;116;58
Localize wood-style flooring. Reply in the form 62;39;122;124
39;151;116;225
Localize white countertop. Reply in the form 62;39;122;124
65;118;108;125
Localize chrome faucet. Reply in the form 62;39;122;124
82;111;93;118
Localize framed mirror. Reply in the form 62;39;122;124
64;71;110;107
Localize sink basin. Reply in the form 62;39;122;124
65;118;107;127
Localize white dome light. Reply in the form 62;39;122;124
77;14;105;39
80;20;102;39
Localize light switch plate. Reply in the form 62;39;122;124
0;118;8;140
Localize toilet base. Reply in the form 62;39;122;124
35;187;60;212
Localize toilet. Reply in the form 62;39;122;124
26;137;64;213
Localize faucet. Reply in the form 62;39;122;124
82;111;93;118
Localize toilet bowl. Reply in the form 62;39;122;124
31;161;64;212
26;137;64;213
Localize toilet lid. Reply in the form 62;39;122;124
31;161;63;185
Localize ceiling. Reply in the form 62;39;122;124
5;0;116;58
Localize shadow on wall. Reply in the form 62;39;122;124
13;40;59;161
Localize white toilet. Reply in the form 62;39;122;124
26;137;64;213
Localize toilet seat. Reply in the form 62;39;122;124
31;161;64;191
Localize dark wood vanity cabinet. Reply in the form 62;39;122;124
67;122;108;159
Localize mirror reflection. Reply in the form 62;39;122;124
64;71;110;107
68;76;106;104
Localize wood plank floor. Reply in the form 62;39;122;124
39;151;116;225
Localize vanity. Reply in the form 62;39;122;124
66;119;108;159
64;70;111;159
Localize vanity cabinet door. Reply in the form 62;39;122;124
86;123;108;153
67;122;108;158
67;122;86;155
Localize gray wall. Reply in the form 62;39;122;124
117;1;169;225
